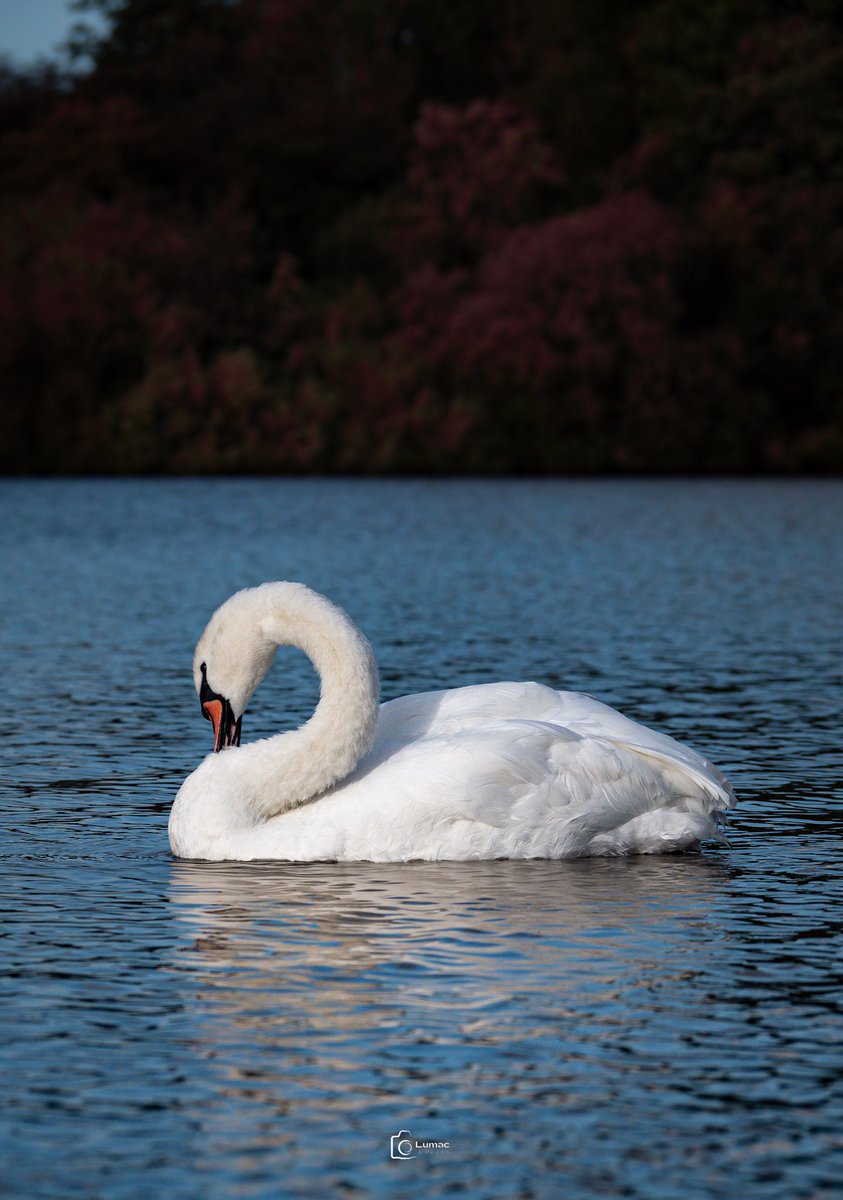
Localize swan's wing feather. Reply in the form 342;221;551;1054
376;682;733;810
548;690;734;807
358;721;565;829
376;682;565;741
254;692;732;861
359;717;681;833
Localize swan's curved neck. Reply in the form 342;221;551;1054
235;586;379;820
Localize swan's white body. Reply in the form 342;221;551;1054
169;583;734;862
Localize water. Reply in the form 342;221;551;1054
1;478;841;1199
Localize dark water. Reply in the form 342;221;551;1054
1;478;841;1199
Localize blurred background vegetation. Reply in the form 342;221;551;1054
1;0;841;473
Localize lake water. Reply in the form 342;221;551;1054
1;478;841;1199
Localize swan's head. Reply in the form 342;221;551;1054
192;587;279;752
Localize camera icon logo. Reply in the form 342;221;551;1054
390;1131;415;1159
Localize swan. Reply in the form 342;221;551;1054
168;582;734;862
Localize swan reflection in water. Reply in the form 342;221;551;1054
166;856;736;1184
168;856;733;1105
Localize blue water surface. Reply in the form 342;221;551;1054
1;478;841;1199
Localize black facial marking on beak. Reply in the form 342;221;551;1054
199;661;242;752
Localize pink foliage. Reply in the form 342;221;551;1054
398;192;680;414
403;99;563;260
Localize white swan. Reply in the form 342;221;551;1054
168;582;734;862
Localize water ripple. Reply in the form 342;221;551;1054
1;478;842;1199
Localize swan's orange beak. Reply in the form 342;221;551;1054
202;696;242;752
199;663;242;752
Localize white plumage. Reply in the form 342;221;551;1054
168;582;734;862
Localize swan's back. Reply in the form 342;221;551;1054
375;682;731;800
242;682;733;862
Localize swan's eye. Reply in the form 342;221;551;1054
199;663;214;706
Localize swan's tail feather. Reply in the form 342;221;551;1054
585;807;728;856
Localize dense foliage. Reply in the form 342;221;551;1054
1;0;841;473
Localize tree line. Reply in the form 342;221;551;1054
1;0;841;473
